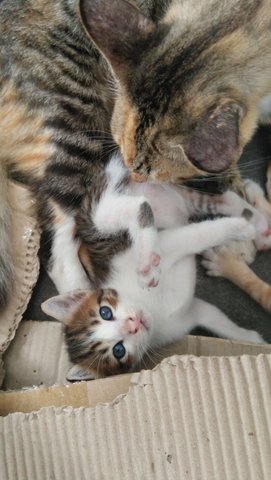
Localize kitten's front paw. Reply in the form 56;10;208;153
137;252;161;289
202;246;231;277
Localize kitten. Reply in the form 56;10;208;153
203;179;271;312
42;155;267;379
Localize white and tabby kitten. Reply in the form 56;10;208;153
42;155;268;379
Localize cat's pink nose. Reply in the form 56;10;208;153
126;316;142;334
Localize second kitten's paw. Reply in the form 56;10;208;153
137;252;161;289
202;246;231;277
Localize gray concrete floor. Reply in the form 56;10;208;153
23;126;271;342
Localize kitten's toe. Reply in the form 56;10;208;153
202;259;222;277
202;246;231;277
137;252;161;289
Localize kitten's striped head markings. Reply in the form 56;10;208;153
79;0;266;183
42;289;151;378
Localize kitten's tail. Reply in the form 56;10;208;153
0;162;14;309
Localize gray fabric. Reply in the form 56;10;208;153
23;127;271;341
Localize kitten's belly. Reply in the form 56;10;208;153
108;251;196;322
127;182;189;228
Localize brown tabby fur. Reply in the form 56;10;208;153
1;0;271;309
81;0;271;181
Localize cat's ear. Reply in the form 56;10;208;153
79;0;155;79
41;290;89;322
185;101;243;173
66;365;96;382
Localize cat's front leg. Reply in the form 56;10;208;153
93;194;161;288
48;206;91;294
160;216;255;267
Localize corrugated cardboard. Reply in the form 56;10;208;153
1;350;271;479
0;182;40;385
4;320;271;392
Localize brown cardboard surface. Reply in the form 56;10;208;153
1;334;271;415
1;353;271;479
4;320;271;394
0;182;40;385
4;321;71;389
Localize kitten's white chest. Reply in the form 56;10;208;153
107;246;196;327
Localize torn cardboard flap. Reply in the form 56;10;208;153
1;353;271;480
3;325;271;398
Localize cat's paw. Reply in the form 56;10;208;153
242;329;266;345
137;252;161;289
243;179;271;249
247;211;271;250
243;179;264;205
202;246;231;277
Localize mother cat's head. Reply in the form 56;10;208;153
79;0;265;183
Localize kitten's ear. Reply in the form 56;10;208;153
185;102;243;173
79;0;155;79
66;365;96;382
41;290;89;322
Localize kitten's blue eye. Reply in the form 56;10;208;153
113;342;126;360
99;306;113;321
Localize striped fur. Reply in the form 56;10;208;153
0;0;115;305
81;0;271;182
0;0;166;306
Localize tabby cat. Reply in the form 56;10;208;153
1;0;271;308
42;154;267;379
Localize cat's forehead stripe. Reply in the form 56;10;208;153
100;289;118;309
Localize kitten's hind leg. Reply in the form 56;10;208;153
48;205;90;294
190;298;265;344
93;194;160;288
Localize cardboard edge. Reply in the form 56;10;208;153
1;350;271;417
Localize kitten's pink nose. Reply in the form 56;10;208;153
126;316;142;334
